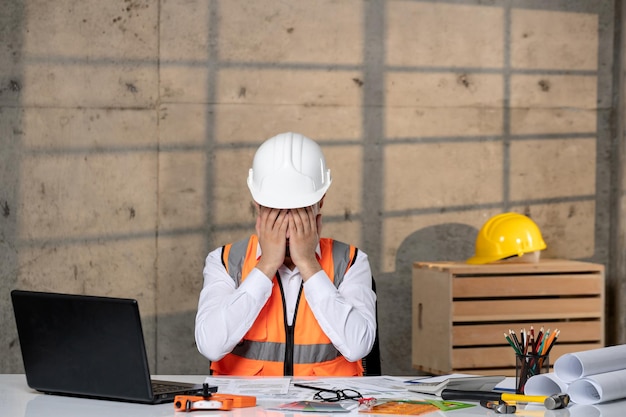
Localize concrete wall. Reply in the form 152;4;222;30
1;0;623;376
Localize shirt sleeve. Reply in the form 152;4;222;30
194;247;273;361
303;250;377;362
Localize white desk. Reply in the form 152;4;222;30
1;374;623;417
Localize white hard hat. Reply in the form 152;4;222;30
247;132;332;209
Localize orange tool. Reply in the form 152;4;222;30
174;393;257;412
174;384;256;412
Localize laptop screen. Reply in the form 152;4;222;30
12;290;156;402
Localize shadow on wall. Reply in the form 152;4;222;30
377;223;478;375
152;310;210;375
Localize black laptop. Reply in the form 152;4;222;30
11;290;201;404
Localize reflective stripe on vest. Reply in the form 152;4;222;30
231;340;341;364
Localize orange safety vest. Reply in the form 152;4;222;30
211;235;364;376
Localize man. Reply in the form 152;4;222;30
195;132;377;376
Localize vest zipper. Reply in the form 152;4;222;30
285;324;294;376
287;284;304;375
277;273;303;376
277;273;292;375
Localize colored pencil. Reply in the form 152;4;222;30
543;329;560;356
535;327;544;353
504;326;559;357
504;333;521;355
538;329;550;355
509;330;522;353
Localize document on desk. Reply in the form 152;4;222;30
293;376;418;398
204;377;292;399
204;376;417;401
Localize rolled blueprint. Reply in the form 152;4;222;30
567;369;626;405
524;372;568;396
525;345;626;404
553;344;626;383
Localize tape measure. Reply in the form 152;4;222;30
174;393;257;412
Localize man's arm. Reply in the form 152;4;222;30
194;248;273;361
303;250;377;362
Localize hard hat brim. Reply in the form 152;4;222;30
248;179;330;209
466;242;546;265
466;254;510;265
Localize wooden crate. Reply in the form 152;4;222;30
412;259;605;376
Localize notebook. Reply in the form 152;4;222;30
11;289;201;404
406;374;506;397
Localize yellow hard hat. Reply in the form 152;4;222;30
467;212;547;265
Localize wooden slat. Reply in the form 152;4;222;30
460;368;518;377
452;321;603;346
412;364;449;376
413;365;520;377
414;259;604;275
451;343;602;369
452;274;603;298
417;365;546;377
453;298;603;322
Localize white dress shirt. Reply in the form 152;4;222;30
195;240;377;364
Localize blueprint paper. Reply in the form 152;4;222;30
567;369;626;405
524;372;569;396
553;345;626;382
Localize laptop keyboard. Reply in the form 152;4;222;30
152;382;195;394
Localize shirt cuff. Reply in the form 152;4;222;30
303;270;336;304
239;268;274;301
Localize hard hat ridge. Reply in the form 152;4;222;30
247;132;332;209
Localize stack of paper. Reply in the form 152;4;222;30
406;374;505;397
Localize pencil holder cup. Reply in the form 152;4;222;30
515;353;549;394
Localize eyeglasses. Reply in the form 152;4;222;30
294;383;363;402
314;388;363;402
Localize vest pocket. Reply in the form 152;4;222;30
311;356;361;376
212;356;265;376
